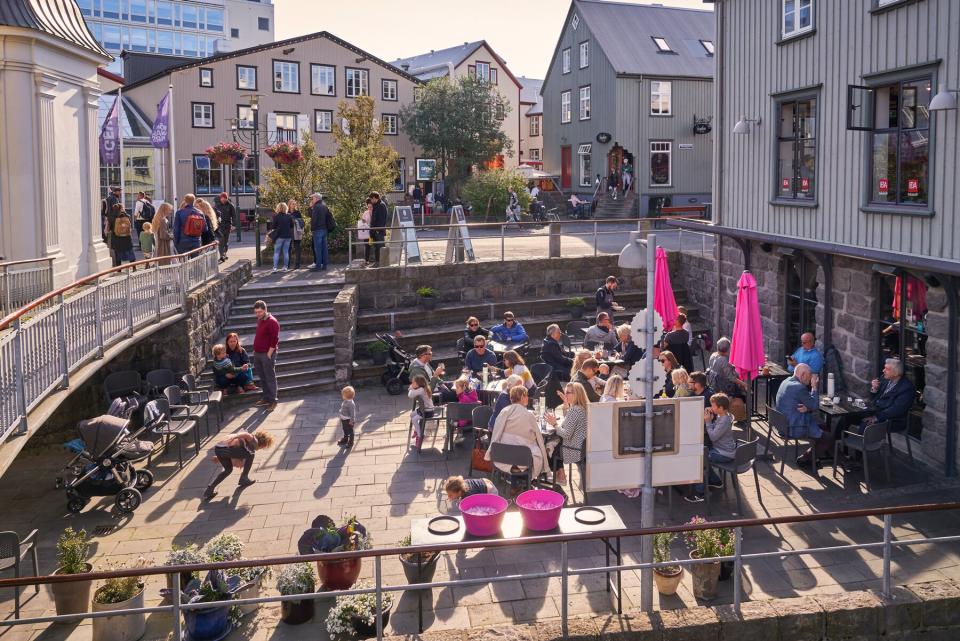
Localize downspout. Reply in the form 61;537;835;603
946;276;958;477
712;0;726;339
817;253;834;353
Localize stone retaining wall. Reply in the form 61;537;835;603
334;284;358;387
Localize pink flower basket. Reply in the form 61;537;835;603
459;494;508;537
515;489;565;531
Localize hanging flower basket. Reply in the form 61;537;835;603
265;142;303;165
205;142;247;166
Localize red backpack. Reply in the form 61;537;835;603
183;210;205;237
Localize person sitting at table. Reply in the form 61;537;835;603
464;316;491;343
775;363;835;466
409;345;458;403
662;314;694;372
488;375;525;428
503;350;535;390
687;393;738;502
689;371;715;408
708;337;749;399
787;332;824;375
545;382;590;484
659;351;680;397
486;385;550;480
574;358;606;402
584;312;618;351
464;336;499;377
491;311;529;344
600;374;625;402
614;324;644;373
672;368;692;397
541;324;573;382
860;358;916;434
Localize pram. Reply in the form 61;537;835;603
376;332;414;395
58;407;158;514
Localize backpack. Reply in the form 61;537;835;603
183;210;205;237
140;201;155;222
113;214;132;237
325;210;336;233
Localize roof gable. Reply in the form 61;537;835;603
392;41;485;77
0;0;110;58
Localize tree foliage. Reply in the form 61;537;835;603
400;76;512;195
258;133;323;210
461;169;531;220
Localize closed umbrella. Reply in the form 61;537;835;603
729;271;766;439
653;247;679;331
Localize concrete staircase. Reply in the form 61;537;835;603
199;271;344;397
593;190;637;219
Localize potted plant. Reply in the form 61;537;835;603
276;563;316;625
298;515;372;591
51;527;93;616
205;142;247;166
652;531;683;596
164;545;204;594
264;142;303;165
92;559;147;641
368;340;390;366
566;297;586;319
397;535;440;587
163;569;241;641
204;533;269;617
683;516;734;601
325;582;394;640
416;287;438;311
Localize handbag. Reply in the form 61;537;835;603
267;228;278;245
471;438;493;473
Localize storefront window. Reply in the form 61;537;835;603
877;272;926;439
785;254;818;349
193;155;223;195
230;156;257;194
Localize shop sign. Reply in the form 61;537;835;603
693;114;712;135
781;177;791;191
801;177;810;193
907;179;919;196
878;178;889;195
596;132;612;144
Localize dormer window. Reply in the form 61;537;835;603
700;40;715;56
652;37;672;53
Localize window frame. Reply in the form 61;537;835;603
578;85;591;121
652;36;672;53
871;0;922;13
314;109;333;133
529;148;541;162
272;59;300;94
474;61;492;83
529;115;540;137
345;67;369;98
230;155;257;194
649;141;672;188
650;80;672;116
700;40;715;56
578;41;589;68
561;90;571;124
772;93;819;205
191;102;214;128
781;0;815;40
382;78;398;102
274;112;299;143
258;16;270;31
783;253;820;351
237;104;255;130
192;154;223;195
236;65;257;90
562;48;571;74
310;64;336;96
198;67;213;88
578;144;592;188
382;113;399;136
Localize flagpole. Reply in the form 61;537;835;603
167;83;177;204
118;87;125;205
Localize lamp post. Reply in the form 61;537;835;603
228;93;277;266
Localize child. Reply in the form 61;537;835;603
453;376;479;427
407;375;433;449
203;430;274;500
672;368;692;397
445;475;498;501
338;386;357;447
211;344;243;394
139;222;155;259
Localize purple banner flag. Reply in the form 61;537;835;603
151;91;170;148
99;96;120;165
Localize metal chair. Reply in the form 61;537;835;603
150;398;200;469
833;420;891;491
530;363;553;402
456;338;469;366
164;385;211;439
561;438;588;505
182;374;223;426
406;397;445;455
443;403;478;459
144;368;177;399
489;442;534;493
767;405;819;478
467;404;495;477
103;370;142;403
0;530;39;619
883;420;915;463
565;321;589;348
707;438;761;515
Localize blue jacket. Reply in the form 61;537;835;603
616;340;645;370
872;377;916;432
464;348;498;376
489;391;511;428
173;206;207;248
491;321;528;343
775;377;823;439
788;347;824;374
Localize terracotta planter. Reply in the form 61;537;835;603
51;564;93;616
317;558;362;591
280;597;314;625
92;584;146;641
688;551;720;601
653;567;683;596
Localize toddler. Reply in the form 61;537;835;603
211;344;241;393
453;376;479;427
139;222;155;259
338;386;357;448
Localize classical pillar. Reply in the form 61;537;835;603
33;72;68;280
83;85;111;274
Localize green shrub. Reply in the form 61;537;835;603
462;169;531;219
56;527;90;574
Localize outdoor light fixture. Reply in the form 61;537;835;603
733;116;761;134
930;85;959;111
229;118;238;131
618;231;648;269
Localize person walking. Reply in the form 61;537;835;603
202;430;275;501
271;202;294;272
215;192;236;262
102;185;121;243
172;193;208;255
289;199;304;269
138;222;155;259
109;204;135;266
152;202;175;260
309;193;333;271
252;300;280;410
369;191;388;267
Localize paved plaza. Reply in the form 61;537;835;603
2;387;960;640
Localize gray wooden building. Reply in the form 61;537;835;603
675;0;960;476
541;0;714;215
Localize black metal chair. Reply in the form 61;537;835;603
767;405;819;478
530;363;553;401
164;385;211;439
406;397;445;455
884;420;915;463
144;368;178;399
489;442;534;493
561;438;588;505
707;438;761;516
149;398;200;469
0;530;39;619
443;403;477;459
182;373;223;426
103;370;142;403
456;338;469;367
467;405;494;477
565;321;589;348
834;420;891;492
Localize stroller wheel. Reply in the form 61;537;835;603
380;371;392;386
67;498;86;514
115;488;142;514
386;379;404;396
135;469;154;491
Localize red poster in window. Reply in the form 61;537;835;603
801;177;810;193
781;177;791;191
878;178;889;195
908;179;919;196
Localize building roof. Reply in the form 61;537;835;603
121;51;199;85
391;40;523;89
519;76;543;104
0;0;110;58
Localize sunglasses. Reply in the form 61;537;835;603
469;323;479;327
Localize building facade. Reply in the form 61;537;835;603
541;0;714;215
76;0;274;74
519;77;543;168
121;30;423;208
676;0;960;476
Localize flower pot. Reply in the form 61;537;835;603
420;296;437;311
235;577;261;616
280;597;314;625
653;567;683;596
183;604;231;641
719;560;735;581
399;552;439;587
371;350;389;366
351;605;391;639
51;564;94;616
569;306;584;319
688;551;721;601
317;558;362;591
92;584;146;641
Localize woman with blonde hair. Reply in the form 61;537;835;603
569;349;592;381
196;198;219;232
545;381;590;484
152;202;175;259
600;374;625;402
271;202;294;272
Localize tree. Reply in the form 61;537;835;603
400;75;512;195
258;133;323;210
461;169;531;220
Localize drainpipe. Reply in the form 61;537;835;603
946;276;958;477
712;0;726;339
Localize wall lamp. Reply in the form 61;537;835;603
733;116;761;134
618;232;647;269
930;85;959;111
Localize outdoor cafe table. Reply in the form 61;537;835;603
409;505;627;632
487;339;527;354
752;361;791;418
819;396;871;439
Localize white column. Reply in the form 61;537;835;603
83;85;111;274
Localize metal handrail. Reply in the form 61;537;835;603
0;257;56;268
0;257;56;316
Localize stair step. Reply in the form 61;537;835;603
233;327;334;348
204;378;340;398
228;315;334;333
226;299;336;314
199;353;334;381
233;292;340;307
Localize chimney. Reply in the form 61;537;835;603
401;63;410;71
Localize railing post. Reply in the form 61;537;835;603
733;526;743;615
93;277;104;359
154;263;162;321
375;555;383;641
561;541;568;639
126;270;134;337
56;293;69;389
12;317;28;435
171;571;183;641
348;231;353;265
882;514;893;598
500;225;505;262
593;221;598;257
178;256;188;310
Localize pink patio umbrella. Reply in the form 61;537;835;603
729;271;767;439
654;247;679;331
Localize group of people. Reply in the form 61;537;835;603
267;193;336;272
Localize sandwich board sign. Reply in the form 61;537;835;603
386;206;421;265
444;205;475;263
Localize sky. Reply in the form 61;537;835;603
274;0;711;80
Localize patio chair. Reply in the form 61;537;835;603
149;398;200;469
406;397;445;455
164;385;211;439
456;338;469;366
0;529;39;619
489;442;534;493
565;321;589;348
467;406;494;477
767;405;819;479
182;373;224;426
884;419;915;463
443;403;477;459
561;438;588;505
103;370;142;404
833;420;891;492
144;368;178;399
707;438;761;516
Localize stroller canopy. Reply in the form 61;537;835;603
77;415;130;458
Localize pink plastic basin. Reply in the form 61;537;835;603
459;494;509;537
515;489;565;531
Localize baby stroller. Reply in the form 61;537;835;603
376;332;413;395
58;411;157;514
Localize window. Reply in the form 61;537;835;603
77;0;92;17
237;105;255;129
876;0;905;5
275;113;298;142
529;148;541;162
315;109;333;132
129;0;147;22
869;78;931;206
101;0;119;19
206;8;224;31
491;69;498;84
562;48;571;74
199;68;213;88
650;81;672;115
529;115;540;137
382;79;398;101
273;60;299;93
700;40;715;56
181;33;198;56
181;4;197;28
237;65;257;90
192;103;213;128
346;68;368;97
156;1;172;25
102;24;121;51
128;27;148;52
579;41;589;68
785;254;819;351
231;156;257;194
382;114;398;135
258;17;270;31
561;91;571;124
571;13;579;29
776;96;817;201
393;159;405;192
156;30;173;54
782;0;814;38
475;62;491;82
652;37;672;52
650;141;672;186
579;86;591;120
413;87;423;102
578;144;592;187
193;155;222;195
231;28;239;38
311;64;335;96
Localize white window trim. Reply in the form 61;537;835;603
561;91;571;124
579;86;591;120
650;80;672;116
653;37;672;53
382;79;398;101
650;141;672;188
346;68;369;98
311;64;335;96
315;109;332;132
199;68;212;87
192;103;213;128
579;41;589;68
529;148;541;161
382;114;398;135
578;146;592;187
562;48;571;74
782;0;814;39
273;60;299;93
529;115;540;137
237;65;256;90
475;62;491;82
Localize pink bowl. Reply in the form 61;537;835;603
515;489;565;531
459;494;509;537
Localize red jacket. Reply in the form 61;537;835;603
253;313;280;353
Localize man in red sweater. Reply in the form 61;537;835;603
252;300;280;410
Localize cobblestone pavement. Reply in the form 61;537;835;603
1;387;959;640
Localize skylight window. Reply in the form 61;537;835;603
652;37;672;53
700;40;715;55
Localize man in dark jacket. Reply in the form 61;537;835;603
861;358;916;434
215;192;236;261
102;185;121;242
541;325;573;381
369;191;389;266
596;276;624;313
308;193;333;271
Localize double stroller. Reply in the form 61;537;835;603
376;332;414;395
